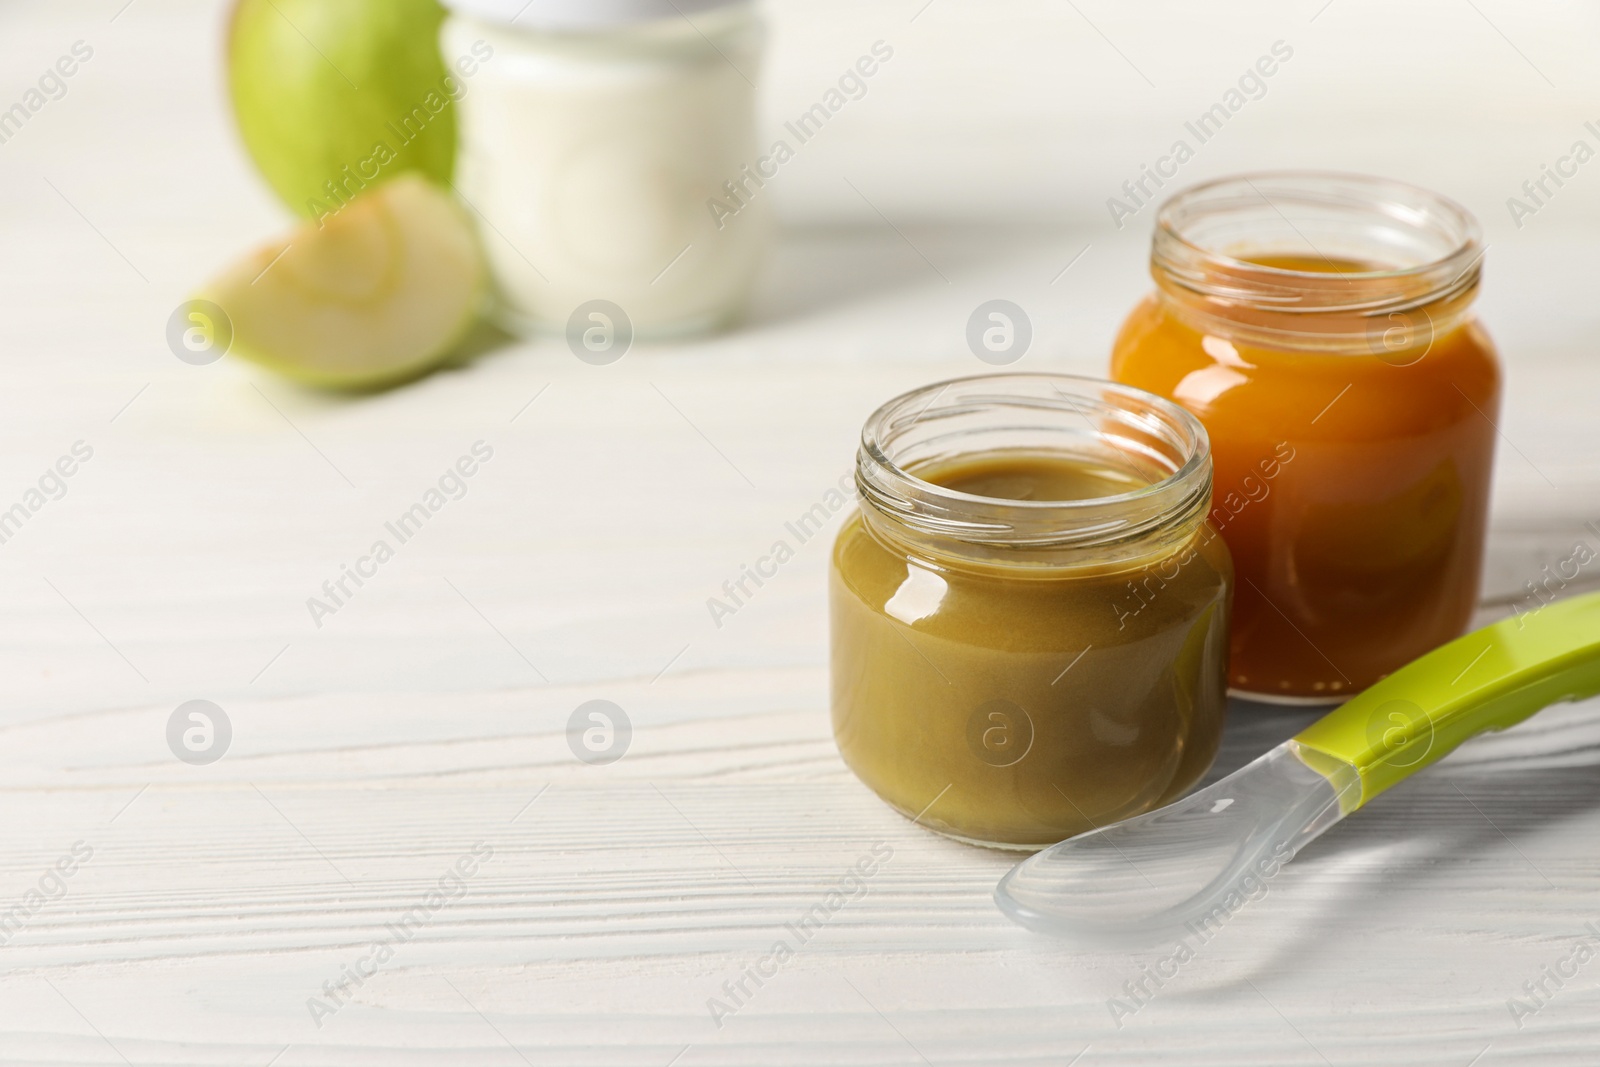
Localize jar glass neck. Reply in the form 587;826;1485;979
855;374;1212;572
462;3;756;56
1150;172;1483;354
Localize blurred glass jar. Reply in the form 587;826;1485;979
440;0;770;339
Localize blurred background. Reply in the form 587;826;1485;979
7;1;1600;230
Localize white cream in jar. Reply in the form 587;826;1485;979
440;0;769;339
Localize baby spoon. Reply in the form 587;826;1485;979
995;590;1600;940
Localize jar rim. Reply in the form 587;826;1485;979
1152;171;1484;319
856;373;1213;557
442;0;750;31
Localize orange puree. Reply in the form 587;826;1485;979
1112;253;1501;699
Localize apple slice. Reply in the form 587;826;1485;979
201;175;485;388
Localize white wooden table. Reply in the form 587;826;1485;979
3;1;1600;1063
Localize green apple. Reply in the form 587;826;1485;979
198;175;486;389
228;0;456;218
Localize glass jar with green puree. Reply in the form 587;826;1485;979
830;374;1233;849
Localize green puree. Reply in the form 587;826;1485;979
927;451;1150;502
830;449;1233;849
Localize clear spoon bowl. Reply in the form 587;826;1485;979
994;743;1359;943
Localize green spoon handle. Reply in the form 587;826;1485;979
1293;590;1600;809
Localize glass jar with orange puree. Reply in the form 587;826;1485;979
1111;172;1500;701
